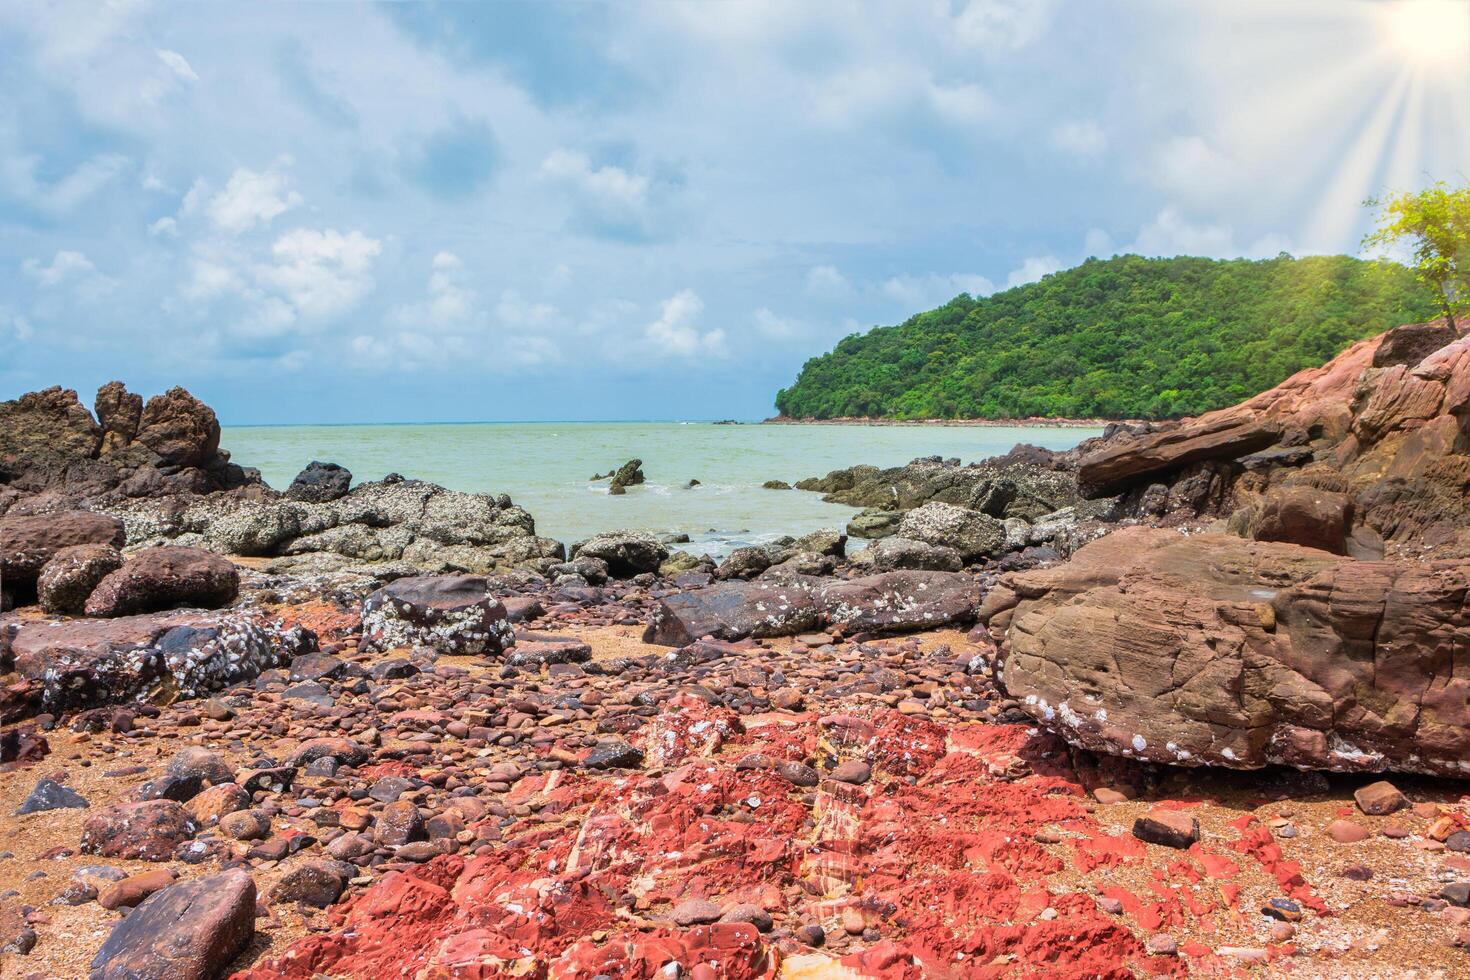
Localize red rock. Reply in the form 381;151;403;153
1327;820;1369;843
81;800;196;861
1355;780;1408;816
98;869;176;910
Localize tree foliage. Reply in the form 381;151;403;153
774;254;1437;420
1363;181;1470;329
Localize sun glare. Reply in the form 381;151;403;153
1383;0;1470;70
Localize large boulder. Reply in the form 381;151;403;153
134;387;221;468
83;546;240;617
644;570;978;646
6;610;313;718
90;870;255;980
0;510;125;585
81;800;197;861
1078;416;1281;496
286;460;352;503
571;531;668;577
851;536;963;572
95;381;143;455
37;543;124;613
1230;484;1352;554
896;502;1006;562
361;575;513;655
982;526;1470;776
0;386;102;458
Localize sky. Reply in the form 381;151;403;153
2;0;1468;424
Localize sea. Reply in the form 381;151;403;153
221;422;1102;557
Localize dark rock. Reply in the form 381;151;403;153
15;777;88;814
133;386;221;468
90;869;254;980
583;740;644;770
94;381;143;454
1132;809;1200;849
286;461;353;503
570;531;668;578
269;860;348;907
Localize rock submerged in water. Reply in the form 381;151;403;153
982;525;1470;776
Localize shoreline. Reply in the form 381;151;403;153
762;414;1120;429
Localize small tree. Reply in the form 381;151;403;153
1364;181;1470;329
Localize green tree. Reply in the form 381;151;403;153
1364;181;1470;329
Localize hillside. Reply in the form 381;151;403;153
773;254;1439;420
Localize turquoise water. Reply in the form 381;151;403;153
221;422;1101;555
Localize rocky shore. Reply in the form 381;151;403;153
4;319;1470;978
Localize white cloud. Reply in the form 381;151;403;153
805;265;852;299
881;272;995;310
1050;119;1106;157
754;307;802;339
256;228;381;319
148;216;178;237
643;289;727;357
0;152;129;216
22;250;100;287
156;49;198;82
1153;136;1237;204
206;165;303;234
392;251;480;329
1006;255;1062;288
539;149;656;238
949;0;1057;49
182;257;245;302
1127;207;1289;259
0;307;35;343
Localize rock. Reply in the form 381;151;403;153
90;870;255;980
374;799;424;846
583;740;644;770
81;800;196;861
777;761;819;787
1230;485;1351;554
0;386;102;458
846;508;903;540
8;610;312;718
1327;820;1369;843
0;510;125;586
671;899;722;926
762;480;791;490
1078;415;1281;496
570;531;668;578
852;536;963;572
287;737;369;769
1132;809;1200;849
981;526;1470;776
185;783;250;826
607;458;645;493
360;575;513;656
36;543;124;613
1355;780;1408;816
98;869;176;910
644;570;977;646
896;502;1007;562
84;546;240;617
1441;883;1470;908
95;381;143;454
286;460;353;502
800;452;1084;520
270;860;348;907
219;810;272;840
14;777;89;814
1146;935;1177;955
721;904;773;932
133;386;222;468
830;760;871;785
167;747;233;785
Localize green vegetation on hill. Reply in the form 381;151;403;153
774;254;1439;420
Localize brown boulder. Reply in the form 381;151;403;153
83;546;240;617
1078;415;1280;496
1234;485;1351;554
37;542;124;613
0;510;125;584
95;381;143;455
90;870;255;980
982;526;1470;776
81;799;196;860
643;570;977;646
0;386;102;458
134;386;221;468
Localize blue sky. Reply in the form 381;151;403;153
2;0;1466;423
